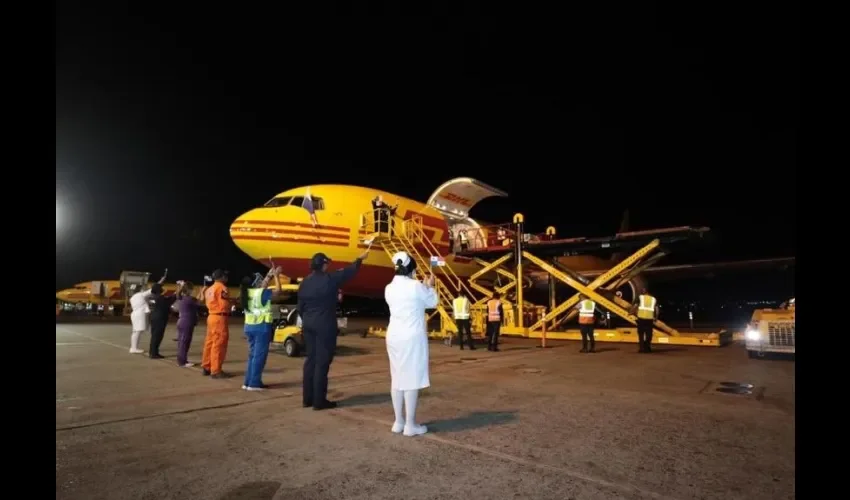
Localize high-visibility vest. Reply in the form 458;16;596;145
244;288;272;326
637;294;657;320
579;299;595;324
487;299;501;322
453;296;470;320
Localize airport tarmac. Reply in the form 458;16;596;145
56;318;795;500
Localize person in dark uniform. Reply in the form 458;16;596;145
149;283;177;359
298;248;370;410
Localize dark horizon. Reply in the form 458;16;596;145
56;5;797;294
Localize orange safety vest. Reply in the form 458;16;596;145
487;299;501;322
578;299;595;325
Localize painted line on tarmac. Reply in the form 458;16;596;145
56;326;247;388
335;409;683;500
55;377;389;432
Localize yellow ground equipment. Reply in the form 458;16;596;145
366;212;732;347
744;298;795;358
360;210;489;340
119;271;151;316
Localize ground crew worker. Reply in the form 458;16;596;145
459;230;469;251
576;295;596;353
242;267;283;391
486;291;504;352
298;248;369;410
635;288;658;353
149;283;178;359
452;291;475;350
202;269;231;378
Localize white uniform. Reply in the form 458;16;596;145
129;290;152;332
384;275;438;391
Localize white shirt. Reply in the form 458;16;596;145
385;275;439;340
130;290;152;314
384;275;439;390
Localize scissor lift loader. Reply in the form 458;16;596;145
457;213;731;347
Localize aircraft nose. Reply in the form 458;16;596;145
230;209;277;262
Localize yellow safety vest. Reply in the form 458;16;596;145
487;299;501;322
453;296;470;320
244;288;272;326
579;299;595;324
637;294;656;320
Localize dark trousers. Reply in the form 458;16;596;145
636;319;654;352
486;321;501;348
455;318;474;349
176;322;195;365
150;320;167;357
244;327;271;388
303;326;337;407
579;324;595;351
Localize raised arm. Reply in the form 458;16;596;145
331;247;370;287
417;281;439;309
330;258;363;287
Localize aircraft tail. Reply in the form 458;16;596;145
611;209;630;261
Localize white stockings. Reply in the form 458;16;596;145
130;331;144;353
390;389;427;436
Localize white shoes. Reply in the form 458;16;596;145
391;421;405;434
402;424;428;437
182;363;194;368
246;386;266;392
241;385;247;390
129;348;144;354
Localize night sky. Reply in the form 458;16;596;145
56;4;797;300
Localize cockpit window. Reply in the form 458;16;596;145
289;196;325;211
262;196;324;210
263;196;292;208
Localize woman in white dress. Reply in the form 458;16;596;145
384;251;438;437
128;272;167;354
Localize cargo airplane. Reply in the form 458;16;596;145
229;178;794;302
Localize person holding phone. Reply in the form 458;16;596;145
241;267;283;391
174;281;200;367
384;251;438;437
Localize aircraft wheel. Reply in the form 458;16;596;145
284;337;300;357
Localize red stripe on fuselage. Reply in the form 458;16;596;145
233;220;349;233
232;235;350;247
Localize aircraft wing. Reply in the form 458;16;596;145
578;257;795;281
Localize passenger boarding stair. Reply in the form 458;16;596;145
360;211;480;333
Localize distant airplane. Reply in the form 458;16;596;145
55;281;243;307
228;178;794;302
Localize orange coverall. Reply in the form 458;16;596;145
202;281;230;375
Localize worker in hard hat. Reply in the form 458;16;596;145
486;291;504;351
634;288;658;353
384;251;438;436
576;295;597;353
128;271;167;354
452;291;475;350
241;266;284;391
202;269;232;378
